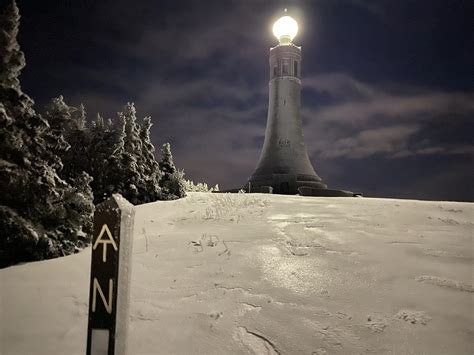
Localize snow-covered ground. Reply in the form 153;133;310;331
1;193;473;354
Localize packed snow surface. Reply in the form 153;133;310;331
1;193;473;354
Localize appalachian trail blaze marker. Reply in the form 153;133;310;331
86;194;135;355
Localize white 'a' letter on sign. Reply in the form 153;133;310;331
93;224;118;262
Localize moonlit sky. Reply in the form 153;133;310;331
14;0;474;201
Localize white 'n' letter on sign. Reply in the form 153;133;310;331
92;278;114;314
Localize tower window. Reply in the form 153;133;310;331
282;59;289;75
294;61;298;76
273;65;278;77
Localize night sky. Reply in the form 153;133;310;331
11;0;474;201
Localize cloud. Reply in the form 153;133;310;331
91;0;271;72
301;72;474;160
392;144;474;159
152;104;265;188
348;0;387;18
314;92;474;125
304;72;381;101
137;79;266;113
303;73;474;125
320;124;420;158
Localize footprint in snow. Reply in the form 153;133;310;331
395;310;431;325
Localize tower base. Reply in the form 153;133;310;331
297;187;361;197
247;172;326;195
216;185;361;197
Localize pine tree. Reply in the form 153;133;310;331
119;103;143;204
42;96;95;248
0;0;24;90
168;169;186;198
159;143;186;198
57;101;167;206
88;112;125;204
43;96;72;171
62;172;94;248
138;116;162;202
0;1;93;267
61;103;91;182
159;142;176;179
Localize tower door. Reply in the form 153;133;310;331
272;173;296;194
280;182;290;194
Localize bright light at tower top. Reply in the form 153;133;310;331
272;13;298;44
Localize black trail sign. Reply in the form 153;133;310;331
86;194;135;355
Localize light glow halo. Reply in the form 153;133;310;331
272;15;298;43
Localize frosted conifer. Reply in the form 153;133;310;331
159;142;176;177
0;0;24;90
88;112;125;203
43;96;72;170
61;103;91;182
119;103;143;204
138;116;162;202
159;143;185;198
0;1;94;267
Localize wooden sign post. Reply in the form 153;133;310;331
86;194;135;355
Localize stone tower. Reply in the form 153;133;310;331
247;14;327;195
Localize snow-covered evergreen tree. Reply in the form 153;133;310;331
159;143;186;198
44;98;125;205
42;96;95;243
159;142;175;177
44;99;171;206
0;0;23;90
62;172;94;248
119;103;144;204
0;1;93;267
61;103;91;182
43;96;71;166
138;116;162;202
0;1;189;267
88;112;125;204
0;0;57;266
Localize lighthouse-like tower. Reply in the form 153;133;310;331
247;13;327;194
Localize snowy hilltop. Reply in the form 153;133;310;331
2;193;473;354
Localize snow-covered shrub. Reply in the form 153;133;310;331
0;206;54;267
203;194;270;223
165;169;186;199
183;179;219;192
